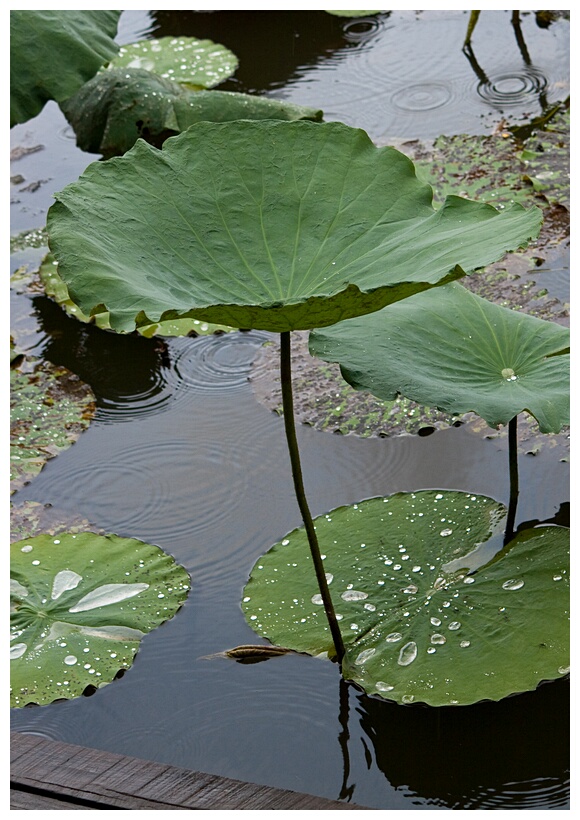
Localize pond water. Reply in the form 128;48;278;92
10;9;570;810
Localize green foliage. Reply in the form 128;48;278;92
47;120;542;334
310;281;570;432
243;492;569;705
10;10;121;127
109;35;239;89
11;532;190;707
40;253;234;337
60;68;323;158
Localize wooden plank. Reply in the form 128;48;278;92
11;733;368;810
10;788;96;810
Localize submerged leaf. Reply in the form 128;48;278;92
310;282;570;432
10;532;190;707
10;354;96;494
47;120;542;334
242;492;569;706
200;644;303;663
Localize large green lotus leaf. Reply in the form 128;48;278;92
242;492;569;706
39;253;234;337
10;532;190;707
60;68;323;157
46;120;542;334
10;10;121;127
310;282;570;433
109;35;239;89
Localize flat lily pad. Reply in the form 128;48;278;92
242;492;569;706
310;282;569;432
11;353;96;494
47;120;542;334
10;532;190;707
109;35;239;89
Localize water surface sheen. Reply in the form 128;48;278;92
10;8;569;811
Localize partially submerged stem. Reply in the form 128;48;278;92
504;415;519;543
280;331;346;663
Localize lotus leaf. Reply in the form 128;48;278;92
40;254;234;337
309;282;570;432
60;68;324;157
47;120;542;334
11;532;190;707
10;10;121;127
242;492;569;706
109;35;239;89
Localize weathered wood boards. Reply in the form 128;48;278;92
11;732;368;810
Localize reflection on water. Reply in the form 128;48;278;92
150;9;569;141
10;8;569;811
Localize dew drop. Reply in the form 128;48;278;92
558;665;570;675
553;575;563;581
431;634;446;645
448;621;461;630
402;585;418;594
427;647;436;654
376;681;394;692
502;578;524;591
355;648;376;665
311;594;323;605
463;577;475;585
398;641;418;666
460;640;471;648
435;494;443;500
20;545;33;553
385;632;403;643
51;570;83;601
341;589;368;602
364;602;376;611
402;694;415;703
440;528;453;537
64;655;77;666
325;573;334;584
430;617;441;626
10;643;27;660
32;560;40;566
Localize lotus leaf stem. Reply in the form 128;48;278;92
504;415;519;543
280;331;345;663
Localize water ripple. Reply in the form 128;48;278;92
166;331;273;396
476;66;548;108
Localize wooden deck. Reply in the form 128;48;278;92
11;732;369;810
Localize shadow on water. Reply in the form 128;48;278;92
340;676;570;809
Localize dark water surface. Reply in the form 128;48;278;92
10;10;570;810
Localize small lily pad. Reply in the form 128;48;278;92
310;282;569;432
109;35;239;89
243;492;569;706
10;532;190;707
